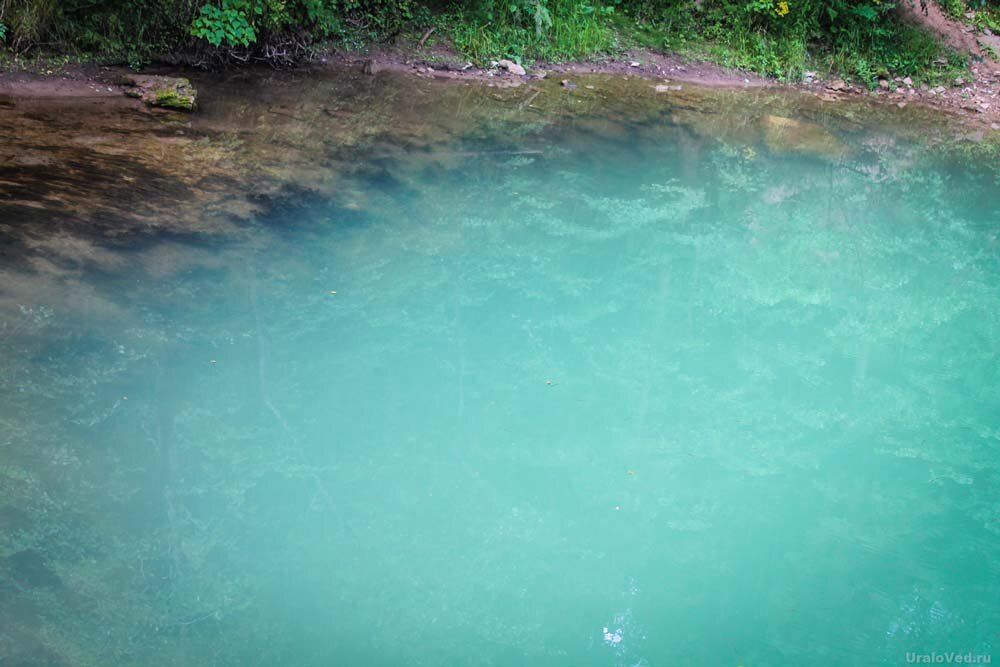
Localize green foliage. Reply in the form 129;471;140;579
446;0;618;63
0;0;59;54
0;0;418;64
191;2;258;47
938;0;967;18
189;0;422;46
11;0;201;64
620;0;967;83
961;0;1000;34
0;0;981;80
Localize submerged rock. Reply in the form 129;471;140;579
119;75;197;111
759;114;849;160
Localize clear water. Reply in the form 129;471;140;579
2;73;999;666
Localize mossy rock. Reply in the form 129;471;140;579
120;75;197;112
152;87;196;111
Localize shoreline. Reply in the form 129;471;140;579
1;45;999;133
335;45;1000;131
1;43;997;263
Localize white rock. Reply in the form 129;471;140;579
498;59;526;76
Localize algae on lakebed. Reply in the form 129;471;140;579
1;67;999;666
0;67;989;247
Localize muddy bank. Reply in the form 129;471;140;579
321;45;1000;128
334;46;772;88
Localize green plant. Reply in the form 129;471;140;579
446;0;618;63
0;0;58;54
938;0;966;18
191;1;258;47
0;0;982;80
615;0;969;85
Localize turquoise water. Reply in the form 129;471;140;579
2;75;999;665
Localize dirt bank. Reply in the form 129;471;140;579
324;43;1000;131
3;40;1000;131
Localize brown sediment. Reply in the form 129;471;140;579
0;60;992;298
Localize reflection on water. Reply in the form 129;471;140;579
1;69;999;666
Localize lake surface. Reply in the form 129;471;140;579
1;69;998;666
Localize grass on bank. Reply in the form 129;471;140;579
426;0;970;87
615;1;969;85
446;1;619;65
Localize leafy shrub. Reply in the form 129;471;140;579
38;0;200;64
0;0;60;54
0;0;419;64
191;2;258;47
0;0;976;81
621;0;964;83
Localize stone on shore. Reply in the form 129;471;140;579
498;59;526;76
119;75;197;111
